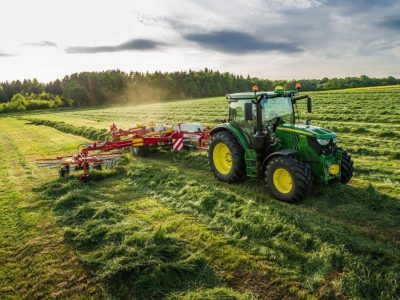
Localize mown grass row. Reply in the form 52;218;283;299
341;145;399;160
329;126;400;139
37;153;400;299
147;150;400;235
0;118;104;299
354;160;400;187
37;170;305;299
24;118;110;141
36;175;231;299
120;156;400;299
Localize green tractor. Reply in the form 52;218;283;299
208;85;354;203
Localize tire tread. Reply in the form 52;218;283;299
338;147;354;183
265;156;313;203
208;131;247;183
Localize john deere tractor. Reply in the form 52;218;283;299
208;85;354;202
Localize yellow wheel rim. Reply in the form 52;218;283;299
273;168;293;194
329;164;340;175
213;143;232;175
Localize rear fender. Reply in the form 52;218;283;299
210;124;250;150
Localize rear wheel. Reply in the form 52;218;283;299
132;145;149;158
209;131;246;183
265;156;313;203
338;147;354;183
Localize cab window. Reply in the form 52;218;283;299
229;100;256;127
261;97;293;123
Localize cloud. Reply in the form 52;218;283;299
184;30;302;54
136;13;184;29
323;0;397;14
378;16;400;31
244;0;323;10
25;41;57;47
65;39;164;54
0;52;11;57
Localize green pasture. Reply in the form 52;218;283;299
1;87;399;299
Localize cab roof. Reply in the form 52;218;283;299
226;91;294;100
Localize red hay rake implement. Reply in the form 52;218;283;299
35;122;211;181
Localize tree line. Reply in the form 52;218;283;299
0;69;399;113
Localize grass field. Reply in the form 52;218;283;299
1;87;399;299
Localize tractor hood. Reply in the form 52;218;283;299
276;124;336;139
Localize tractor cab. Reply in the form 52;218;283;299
226;87;297;135
208;85;354;203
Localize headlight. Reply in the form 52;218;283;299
316;138;330;146
332;138;337;144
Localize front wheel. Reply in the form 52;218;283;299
265;156;313;203
338;147;354;183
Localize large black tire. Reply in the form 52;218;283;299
338;147;354;183
132;145;149;158
208;131;246;183
265;156;313;203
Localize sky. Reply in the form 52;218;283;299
0;0;399;82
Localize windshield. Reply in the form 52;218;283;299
261;97;293;123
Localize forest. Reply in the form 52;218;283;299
0;69;399;113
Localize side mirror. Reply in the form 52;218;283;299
244;103;253;121
307;97;312;113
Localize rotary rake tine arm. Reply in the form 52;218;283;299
35;122;212;181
